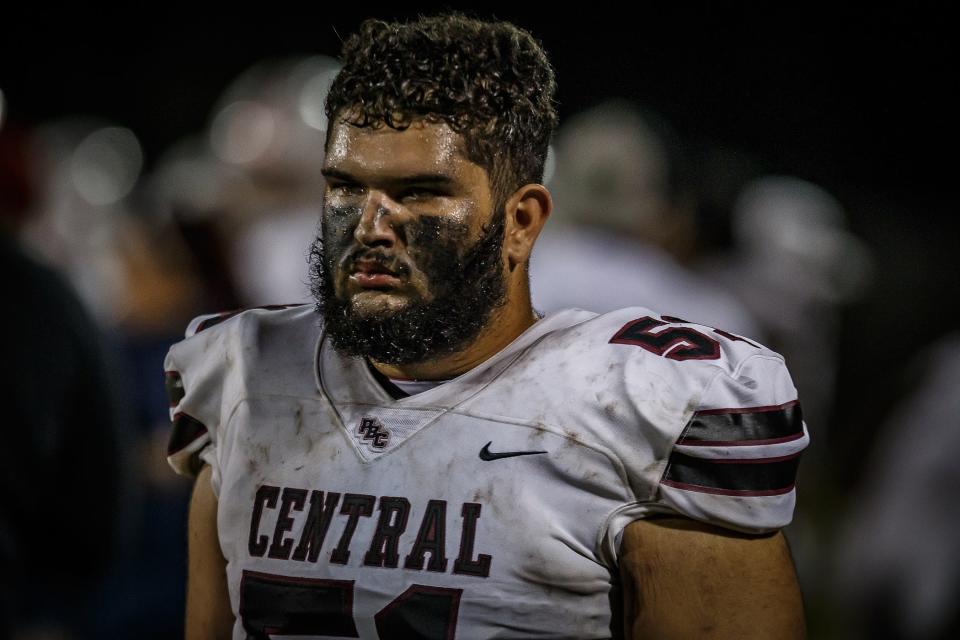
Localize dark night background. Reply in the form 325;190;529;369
2;4;957;636
4;7;952;197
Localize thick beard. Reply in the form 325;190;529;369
308;208;508;365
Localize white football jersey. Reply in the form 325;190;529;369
165;305;808;640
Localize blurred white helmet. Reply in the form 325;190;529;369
733;176;873;302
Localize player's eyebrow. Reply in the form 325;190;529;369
321;168;459;188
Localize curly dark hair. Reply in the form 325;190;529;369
325;14;559;203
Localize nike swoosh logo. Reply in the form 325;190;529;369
479;441;548;461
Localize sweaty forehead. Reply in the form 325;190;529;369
324;119;475;179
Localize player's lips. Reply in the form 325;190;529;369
349;259;403;289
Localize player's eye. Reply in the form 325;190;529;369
399;187;445;201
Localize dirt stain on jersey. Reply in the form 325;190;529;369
472;480;507;520
525;422;549;446
581;468;602;484
301;435;317;453
603;402;620;420
471;483;494;504
294;406;304;435
562;428;584;448
443;455;458;478
316;398;343;437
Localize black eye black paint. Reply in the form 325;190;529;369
308;204;507;365
322;204;362;250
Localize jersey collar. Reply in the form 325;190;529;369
315;308;595;409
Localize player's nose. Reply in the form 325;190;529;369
354;192;400;247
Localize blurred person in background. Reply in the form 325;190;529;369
530;99;760;337
708;176;873;443
687;145;764;258
0;114;124;639
197;55;340;306
9;54;339;634
833;333;960;640
15;113;207;637
50;56;343;636
701;176;873;627
19;119;145;324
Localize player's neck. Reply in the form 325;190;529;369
370;297;539;381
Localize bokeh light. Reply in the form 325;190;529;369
69;126;143;206
297;57;341;131
210;100;276;164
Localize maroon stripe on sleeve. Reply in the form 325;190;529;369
678;432;806;448
660;479;796;497
693;399;799;417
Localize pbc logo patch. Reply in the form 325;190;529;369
357;417;390;449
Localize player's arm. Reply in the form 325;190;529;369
186;464;234;640
620;516;805;639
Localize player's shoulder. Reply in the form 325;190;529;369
537;306;782;385
169;303;318;361
181;303;316;340
516;307;797;458
165;303;319;406
164;303;319;477
544;308;806;538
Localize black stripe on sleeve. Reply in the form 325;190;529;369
165;371;185;408
167;412;208;456
677;400;803;446
662;451;801;496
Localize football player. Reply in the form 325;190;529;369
167;14;808;639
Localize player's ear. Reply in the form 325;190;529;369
503;184;552;272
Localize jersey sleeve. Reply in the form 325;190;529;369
164;311;243;490
655;353;808;533
599;345;809;565
562;310;810;566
